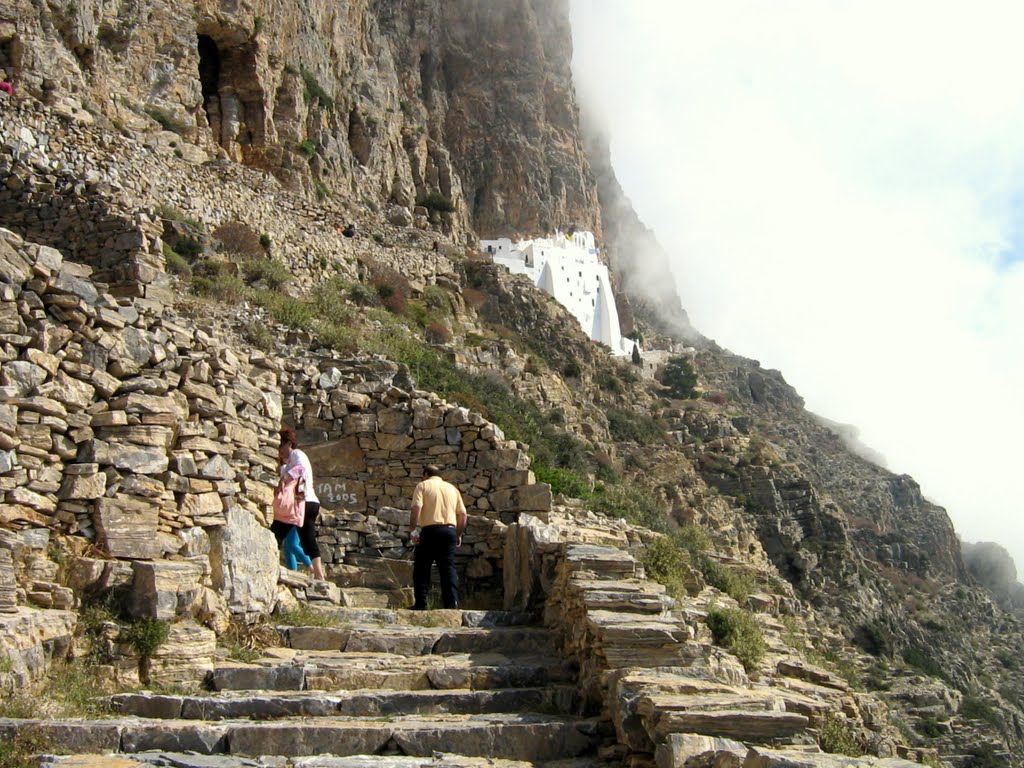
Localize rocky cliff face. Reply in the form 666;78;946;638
2;0;597;242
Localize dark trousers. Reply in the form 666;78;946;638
272;501;321;559
413;524;459;609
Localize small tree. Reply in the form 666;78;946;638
659;355;698;399
631;343;642;367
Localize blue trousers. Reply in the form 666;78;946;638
413;525;459;609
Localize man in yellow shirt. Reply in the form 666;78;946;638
408;465;468;610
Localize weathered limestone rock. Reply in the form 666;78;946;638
59;471;107;500
84;439;169;474
209;505;278;614
181;492;226;525
0;548;17;612
147;621;217;686
0;606;76;685
94;496;162;559
1;360;48;395
39;370;96;409
654;733;747;768
130;560;205;620
489;483;552;513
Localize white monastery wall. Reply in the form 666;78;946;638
481;231;636;357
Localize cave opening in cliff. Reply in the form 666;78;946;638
195;29;266;161
419;51;435;102
0;36;16;83
197;35;221;129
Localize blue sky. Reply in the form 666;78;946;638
572;0;1024;577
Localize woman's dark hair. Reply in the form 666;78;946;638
279;427;298;448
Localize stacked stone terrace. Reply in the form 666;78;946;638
0;225;549;687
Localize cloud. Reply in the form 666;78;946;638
572;0;1024;573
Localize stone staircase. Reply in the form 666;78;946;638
1;607;607;766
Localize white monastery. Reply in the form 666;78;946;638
480;230;637;357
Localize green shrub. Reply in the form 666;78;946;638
259;233;272;250
699;556;757;603
314;180;332;199
706;606;765;672
595;370;624;394
243;257;291;290
916;718;944;738
534;465;590;499
276;604;340;627
960;695;1001;726
244;321;275;352
586;482;667;532
0;730;50;768
996;649;1020;670
607;407;664;445
348;282;379;307
562;360;582;378
659;355;698;399
641;535;692;600
162;243;191;276
251;290;316;330
300;65;335;110
296;139;317;157
192;273;247;301
674;524;712;554
214;221;265;258
423;285;452;315
123;618;169;658
417;190;456;213
317;323;361;355
855;619;893;657
818;712;863;756
902;646;946;680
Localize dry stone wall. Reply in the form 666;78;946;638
0;225;550;624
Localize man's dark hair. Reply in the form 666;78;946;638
280;426;299;448
423;464;441;478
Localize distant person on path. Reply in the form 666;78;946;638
0;74;13;97
408;464;467;610
342;223;357;238
275;427;325;580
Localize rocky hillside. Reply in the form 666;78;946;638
1;2;1023;767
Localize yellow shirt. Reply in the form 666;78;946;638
411;476;466;527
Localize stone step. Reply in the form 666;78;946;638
0;714;601;761
42;752;591;768
279;625;559;656
210;651;576;692
649;708;811;742
109;685;580;720
293;607;540;629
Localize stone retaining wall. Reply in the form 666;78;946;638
0;226;550;620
